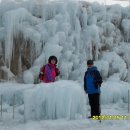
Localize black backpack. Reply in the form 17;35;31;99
91;70;103;88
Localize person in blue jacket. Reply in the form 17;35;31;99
84;60;102;118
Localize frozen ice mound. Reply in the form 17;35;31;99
24;80;87;120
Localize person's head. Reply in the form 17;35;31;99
87;60;94;68
48;56;58;65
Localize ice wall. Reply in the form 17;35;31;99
0;80;129;121
24;80;87;120
0;0;130;83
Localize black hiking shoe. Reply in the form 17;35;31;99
88;116;92;119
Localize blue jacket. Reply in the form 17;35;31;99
84;66;102;94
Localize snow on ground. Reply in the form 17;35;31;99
0;80;130;130
0;103;130;130
1;118;130;130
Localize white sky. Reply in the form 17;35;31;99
86;0;130;7
0;0;130;7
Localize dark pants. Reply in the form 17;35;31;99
88;93;100;117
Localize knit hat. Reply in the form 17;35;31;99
87;60;93;65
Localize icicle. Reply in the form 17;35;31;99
79;7;88;29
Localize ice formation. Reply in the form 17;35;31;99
0;0;130;83
24;80;87;120
0;0;130;121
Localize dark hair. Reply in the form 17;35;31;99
48;56;58;64
87;60;93;65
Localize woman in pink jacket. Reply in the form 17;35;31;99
39;56;60;83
